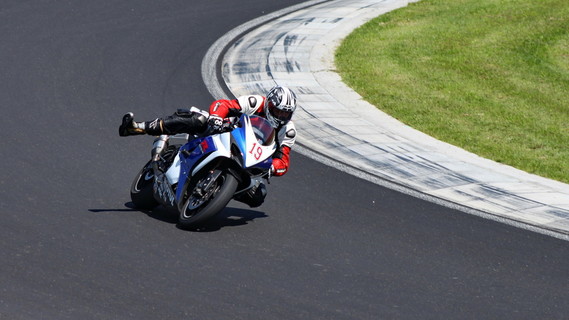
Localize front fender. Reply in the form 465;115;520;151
175;156;246;204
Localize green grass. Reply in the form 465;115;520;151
335;0;569;183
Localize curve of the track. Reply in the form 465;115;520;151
1;1;568;319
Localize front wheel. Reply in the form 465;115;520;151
178;169;238;228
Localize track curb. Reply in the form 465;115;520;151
202;0;569;241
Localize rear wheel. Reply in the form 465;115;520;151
178;169;238;228
130;161;159;209
130;146;179;209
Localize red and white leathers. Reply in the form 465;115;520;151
209;95;296;176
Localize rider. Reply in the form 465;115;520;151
119;85;298;206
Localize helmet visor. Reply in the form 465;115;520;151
269;104;293;123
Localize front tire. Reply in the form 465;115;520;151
130;161;159;209
178;169;238;228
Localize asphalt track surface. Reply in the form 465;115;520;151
1;1;568;319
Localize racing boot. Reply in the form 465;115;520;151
119;112;146;136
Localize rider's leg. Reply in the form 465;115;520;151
119;109;207;136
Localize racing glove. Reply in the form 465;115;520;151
207;115;224;133
270;159;287;176
271;146;291;176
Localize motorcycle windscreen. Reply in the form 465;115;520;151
249;115;275;146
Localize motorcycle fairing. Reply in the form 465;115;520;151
238;115;276;168
173;114;276;203
176;135;220;201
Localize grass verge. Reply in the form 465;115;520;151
335;0;569;184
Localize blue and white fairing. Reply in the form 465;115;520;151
164;114;276;203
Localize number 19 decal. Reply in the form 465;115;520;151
249;143;263;160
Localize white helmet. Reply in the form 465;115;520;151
265;86;297;128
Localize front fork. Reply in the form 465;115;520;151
193;170;222;198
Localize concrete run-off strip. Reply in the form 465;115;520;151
202;0;569;240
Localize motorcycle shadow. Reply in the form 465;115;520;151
184;207;269;232
122;202;268;232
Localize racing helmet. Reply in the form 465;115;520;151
265;86;297;128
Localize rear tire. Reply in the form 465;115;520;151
130;161;159;209
178;169;238;228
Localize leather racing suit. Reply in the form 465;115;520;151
141;95;296;177
208;95;296;176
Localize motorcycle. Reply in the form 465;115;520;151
129;110;276;228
